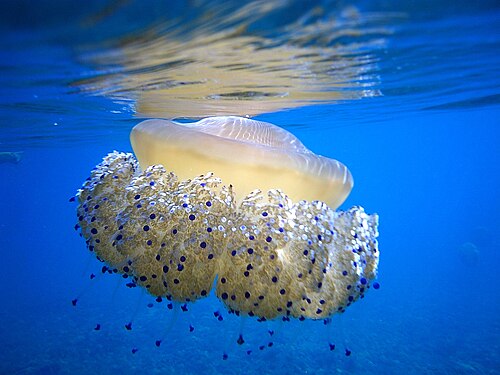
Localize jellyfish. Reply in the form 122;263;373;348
0;151;22;164
75;116;379;322
458;242;479;267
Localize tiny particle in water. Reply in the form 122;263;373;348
268;330;274;336
329;343;335;351
167;303;173;309
237;334;245;345
189;325;194;332
345;349;352;356
125;322;132;330
360;277;367;285
147;303;153;308
222;353;228;360
131;348;138;354
246;350;252;355
259;345;265;350
181;304;188;312
155;340;161;347
90;273;96;279
268;342;273;347
94;324;101;331
373;282;380;289
71;299;78;307
69;196;75;202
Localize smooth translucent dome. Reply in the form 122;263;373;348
131;116;353;209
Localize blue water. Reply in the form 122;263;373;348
1;1;499;374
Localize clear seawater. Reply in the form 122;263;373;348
0;1;499;374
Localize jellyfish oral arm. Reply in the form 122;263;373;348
76;146;379;321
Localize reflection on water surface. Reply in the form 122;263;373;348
75;0;394;118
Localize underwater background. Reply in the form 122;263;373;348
0;0;499;374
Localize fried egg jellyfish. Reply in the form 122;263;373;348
76;116;379;322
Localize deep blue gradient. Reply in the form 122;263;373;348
0;1;499;374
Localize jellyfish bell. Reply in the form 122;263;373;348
75;116;379;322
458;242;480;267
130;116;353;210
